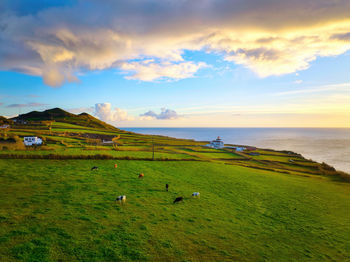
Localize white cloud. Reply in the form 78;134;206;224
94;103;134;122
121;61;207;81
140;108;181;120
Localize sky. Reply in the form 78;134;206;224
0;0;350;127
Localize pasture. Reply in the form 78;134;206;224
1;159;350;261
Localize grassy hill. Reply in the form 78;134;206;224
1;109;350;261
0;116;13;125
11;108;119;131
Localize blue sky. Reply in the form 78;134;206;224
1;0;350;127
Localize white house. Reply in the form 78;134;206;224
0;124;10;129
235;147;246;152
102;139;114;144
23;137;42;146
206;136;224;149
224;146;246;152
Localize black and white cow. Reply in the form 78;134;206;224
115;195;126;204
192;192;200;198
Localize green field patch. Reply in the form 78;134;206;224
252;154;304;163
0;148;194;160
0;159;349;261
42;135;83;143
193;152;244;159
52;128;118;136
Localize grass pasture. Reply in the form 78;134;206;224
0;159;349;261
1;119;348;178
1;113;350;261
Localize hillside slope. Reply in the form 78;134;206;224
12;108;119;131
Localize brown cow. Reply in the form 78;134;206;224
138;173;144;179
114;164;118;168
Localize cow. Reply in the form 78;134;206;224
166;184;169;192
192;192;200;198
114;164;118;168
173;197;184;204
91;166;98;171
115;195;126;204
138;173;144;179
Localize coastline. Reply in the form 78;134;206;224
123;127;350;174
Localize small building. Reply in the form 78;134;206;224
13;119;27;124
235;147;246;152
206;136;224;149
23;137;42;146
225;146;246;152
0;124;10;129
102;139;114;145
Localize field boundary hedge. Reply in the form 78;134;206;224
0;153;200;161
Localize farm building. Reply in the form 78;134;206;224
225;146;246;152
23;136;42;146
13;119;27;124
206;136;224;149
235;147;246;152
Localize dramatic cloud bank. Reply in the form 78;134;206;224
1;0;350;86
140;108;180;120
94;103;134;122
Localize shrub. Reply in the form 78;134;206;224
320;162;336;171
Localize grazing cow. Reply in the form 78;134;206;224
115;195;126;204
192;192;200;198
114;164;118;168
166;184;169;192
91;166;98;171
138;173;144;179
173;197;184;204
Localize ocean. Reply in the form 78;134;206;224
123;128;350;174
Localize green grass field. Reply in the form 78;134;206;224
1;115;350;261
1;159;350;261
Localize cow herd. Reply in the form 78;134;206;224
91;164;200;205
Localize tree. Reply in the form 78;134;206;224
112;135;121;149
42;121;53;134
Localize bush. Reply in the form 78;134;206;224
320;162;336;171
0;153;200;161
